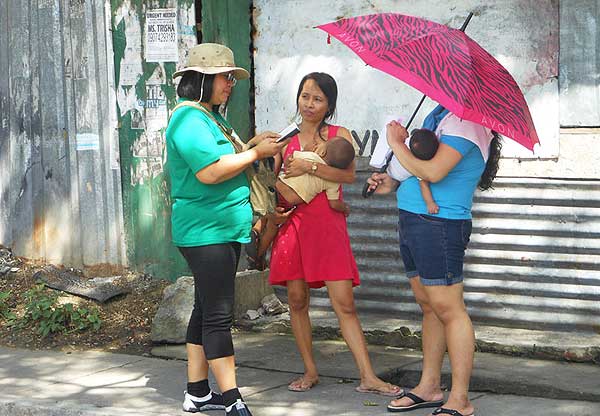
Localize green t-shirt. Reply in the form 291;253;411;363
165;101;252;247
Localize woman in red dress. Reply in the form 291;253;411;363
268;73;401;396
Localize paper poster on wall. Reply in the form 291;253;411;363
119;25;143;85
132;131;163;158
145;9;178;62
130;157;163;186
120;61;142;85
144;84;168;132
146;64;166;85
130;108;145;130
76;133;100;151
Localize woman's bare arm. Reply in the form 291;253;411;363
196;136;286;184
284;126;356;184
273;151;284;176
387;122;462;183
195;150;260;184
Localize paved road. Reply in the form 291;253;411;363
1;331;598;415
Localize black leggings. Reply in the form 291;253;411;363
178;242;241;360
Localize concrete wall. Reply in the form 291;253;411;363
253;0;560;162
560;0;600;127
499;130;600;179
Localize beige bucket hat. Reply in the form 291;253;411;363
173;43;250;80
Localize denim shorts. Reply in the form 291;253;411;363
398;209;472;286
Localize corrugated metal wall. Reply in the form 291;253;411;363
0;0;125;267
303;162;600;332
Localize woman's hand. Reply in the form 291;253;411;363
248;131;280;147
284;154;311;178
386;121;409;149
366;172;399;195
257;206;295;257
267;206;295;228
253;136;289;159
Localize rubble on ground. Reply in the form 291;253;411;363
0;248;21;277
244;294;288;320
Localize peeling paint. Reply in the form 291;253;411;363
116;3;144;86
113;0;196;279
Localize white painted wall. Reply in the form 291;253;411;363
253;0;559;164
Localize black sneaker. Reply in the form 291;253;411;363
225;399;253;416
182;390;225;412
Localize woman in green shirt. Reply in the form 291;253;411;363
166;43;287;416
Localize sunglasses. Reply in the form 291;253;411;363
224;72;237;86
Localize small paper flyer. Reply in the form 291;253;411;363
76;133;100;151
145;9;178;62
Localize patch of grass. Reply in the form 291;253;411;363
0;290;17;323
22;284;102;337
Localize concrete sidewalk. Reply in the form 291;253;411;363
241;305;600;364
1;330;599;416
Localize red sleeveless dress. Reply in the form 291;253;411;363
268;125;360;288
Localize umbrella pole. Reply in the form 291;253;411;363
379;93;426;173
459;12;474;31
362;12;475;198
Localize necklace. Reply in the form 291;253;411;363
300;124;326;151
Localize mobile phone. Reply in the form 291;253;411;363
277;205;296;213
276;123;300;142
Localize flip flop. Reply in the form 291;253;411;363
355;383;404;397
387;392;444;412
432;407;475;416
287;376;319;392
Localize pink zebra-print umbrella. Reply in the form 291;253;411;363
317;13;539;151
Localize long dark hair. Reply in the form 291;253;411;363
176;71;221;112
296;72;338;140
478;131;502;191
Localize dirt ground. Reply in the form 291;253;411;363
0;253;170;356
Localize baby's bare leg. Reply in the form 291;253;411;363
419;180;439;214
328;199;350;216
275;179;305;205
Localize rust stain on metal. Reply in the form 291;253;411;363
33;215;44;257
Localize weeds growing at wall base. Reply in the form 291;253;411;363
1;284;101;337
